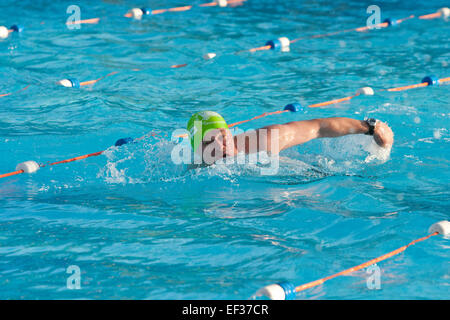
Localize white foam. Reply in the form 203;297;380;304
97;133;392;186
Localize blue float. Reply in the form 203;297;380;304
278;282;296;300
115;137;134;147
421;75;439;86
284;103;303;112
383;18;398;26
10;24;24;33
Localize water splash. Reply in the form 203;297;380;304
98;134;391;185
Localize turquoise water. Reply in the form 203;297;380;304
0;0;449;299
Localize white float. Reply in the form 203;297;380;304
216;0;228;7
129;8;144;20
254;284;286;300
203;53;217;60
0;26;9;39
16;161;40;174
58;79;75;88
428;221;450;236
278;37;290;49
438;7;450;18
356;87;374;95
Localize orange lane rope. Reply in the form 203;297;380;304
290;27;358;43
308;94;359;108
248;45;272;53
218;0;246;5
43;150;105;167
354;14;417;33
171;63;188;69
247;11;441;52
124;0;246;18
79;71;119;86
383;76;449;92
199;1;220;7
0;85;30;98
419;11;442;19
4;133;165;179
0;112;287;179
293;232;439;294
398;14;417;23
0;151;106;179
354;22;389;32
171;111;291;139
309;76;448;103
228;110;289;128
3;72;119;95
2;8;447;97
386;82;429;92
0;170;25;179
66;18;100;25
0;76;447;179
153;6;193;15
168;5;193;12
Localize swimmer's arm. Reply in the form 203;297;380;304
261;117;393;153
315;118;394;148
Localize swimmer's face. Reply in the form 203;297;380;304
199;128;235;162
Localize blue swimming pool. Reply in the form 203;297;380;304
0;0;449;299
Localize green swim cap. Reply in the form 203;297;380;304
187;111;228;152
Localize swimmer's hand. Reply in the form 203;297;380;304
373;121;394;148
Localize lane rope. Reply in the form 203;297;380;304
58;0;247;24
0;2;247;94
1;7;447;97
124;0;245;19
66;18;100;25
0;84;30;97
253;221;450;300
0;75;447;179
244;8;449;53
0;24;23;39
1;5;448;301
57;71;119;88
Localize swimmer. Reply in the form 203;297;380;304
187;111;394;164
